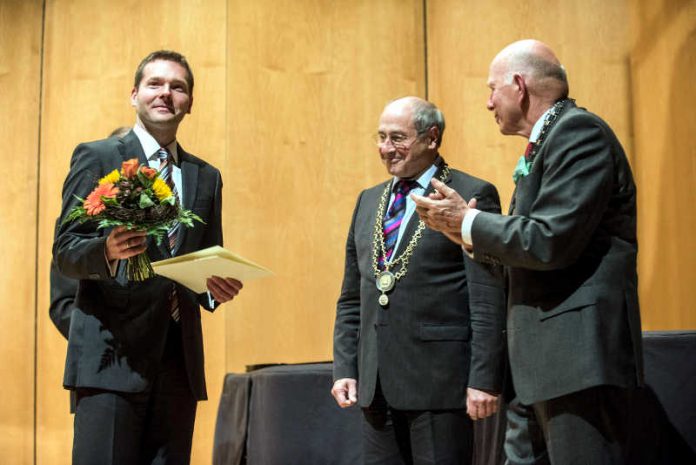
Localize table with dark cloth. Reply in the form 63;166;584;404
213;331;696;465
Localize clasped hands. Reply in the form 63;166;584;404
411;178;476;247
105;226;243;303
331;378;498;420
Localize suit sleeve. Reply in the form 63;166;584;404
197;169;223;311
332;192;363;381
472;113;615;270
53;144;114;280
463;182;507;392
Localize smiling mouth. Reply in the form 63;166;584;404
153;105;173;112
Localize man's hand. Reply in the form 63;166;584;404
331;378;358;408
466;387;499;420
411;179;472;245
105;226;148;261
206;276;243;303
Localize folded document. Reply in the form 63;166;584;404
151;246;272;293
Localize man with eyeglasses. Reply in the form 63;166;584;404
331;96;506;465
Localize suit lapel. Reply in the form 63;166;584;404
392;158;449;257
175;146;199;254
508;186;517;215
118;130;147;164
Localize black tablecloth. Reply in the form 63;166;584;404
213;331;696;464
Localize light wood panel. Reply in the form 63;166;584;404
37;1;227;464
224;0;426;371
3;2;693;464
0;1;42;463
427;0;632;213
630;0;696;329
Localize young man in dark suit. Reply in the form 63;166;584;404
53;50;243;465
331;97;506;465
413;40;643;464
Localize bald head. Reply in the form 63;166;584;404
492;39;569;101
377;97;443;178
383;97;446;147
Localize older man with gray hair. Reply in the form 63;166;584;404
332;96;506;465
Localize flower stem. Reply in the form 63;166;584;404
127;253;155;281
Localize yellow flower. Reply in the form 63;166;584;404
152;178;173;201
99;169;120;185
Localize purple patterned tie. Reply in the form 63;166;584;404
380;179;418;267
158;148;180;321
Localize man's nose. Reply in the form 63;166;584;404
379;143;395;156
160;84;172;97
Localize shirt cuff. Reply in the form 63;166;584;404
104;249;118;278
461;208;481;247
207;291;216;308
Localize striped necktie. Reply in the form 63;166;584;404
381;179;418;266
157;147;180;322
157;148;180;253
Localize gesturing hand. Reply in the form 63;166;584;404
411;178;474;245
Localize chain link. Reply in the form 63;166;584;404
370;166;450;282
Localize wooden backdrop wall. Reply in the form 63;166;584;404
1;0;694;463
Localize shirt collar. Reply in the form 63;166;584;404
529;107;553;143
392;155;442;191
132;123;179;164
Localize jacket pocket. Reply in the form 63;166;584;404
538;290;597;321
419;323;470;341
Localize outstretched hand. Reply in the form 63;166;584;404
206;276;243;304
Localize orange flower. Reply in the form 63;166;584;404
84;183;119;216
140;166;157;179
121;158;140;178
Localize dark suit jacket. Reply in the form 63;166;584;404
53;130;223;400
333;159;507;411
471;102;644;405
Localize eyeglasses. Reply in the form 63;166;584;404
374;132;419;150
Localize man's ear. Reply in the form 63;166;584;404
130;87;138;107
513;74;528;104
427;126;439;150
187;95;193;115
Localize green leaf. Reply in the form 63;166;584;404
139;193;155;208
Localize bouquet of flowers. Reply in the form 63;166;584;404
64;158;203;281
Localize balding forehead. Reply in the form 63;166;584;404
499;39;560;67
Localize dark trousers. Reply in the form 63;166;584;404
72;321;198;465
362;381;473;465
504;385;635;465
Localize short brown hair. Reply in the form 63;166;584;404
133;50;194;95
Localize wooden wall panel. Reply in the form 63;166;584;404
630;0;696;329
427;0;632;213
224;0;426;371
0;2;42;463
37;1;227;464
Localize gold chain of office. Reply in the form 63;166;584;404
370;166;450;306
